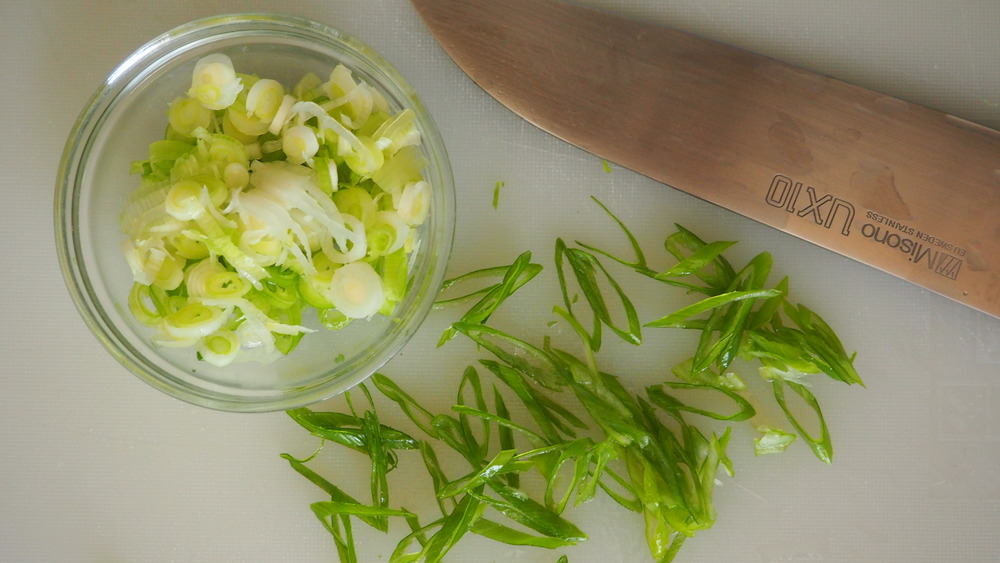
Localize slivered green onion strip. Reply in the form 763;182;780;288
281;198;861;562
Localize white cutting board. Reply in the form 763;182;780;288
1;1;998;562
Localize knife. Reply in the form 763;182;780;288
410;0;1000;318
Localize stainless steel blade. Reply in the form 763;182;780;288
411;0;1000;318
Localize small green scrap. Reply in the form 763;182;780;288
493;181;505;209
754;426;797;455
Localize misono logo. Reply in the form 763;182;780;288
859;223;963;280
765;174;855;236
763;174;963;281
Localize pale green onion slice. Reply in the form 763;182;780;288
324;64;373;129
161;302;230;341
395;180;431;226
192;173;230;210
381;247;409;304
169;231;210;260
122;240;184;290
367;210;409;258
120;180;170;224
152;251;185;290
127;282;165;326
292;210;326;254
244;142;263;161
202;132;249;169
372;108;420;155
223;162;249;190
282;125;320;165
121;240;156;286
269;94;298;135
311;251;340;282
245;78;285;121
290;101;381;175
227;102;271;136
167;96;212;137
369;84;389;114
333;186;377;226
328;261;385;319
297;251;340;310
221;112;260;144
298;276;336;309
185;258;250;301
232;188;314;273
373;145;427;195
221;297;314;337
260;138;284;155
121;203;184;242
318;308;351;330
298;252;341;310
164;179;205;221
759;364;814;386
237;161;362;270
188;54;243;110
192;210;267;287
342;135;384;177
198;329;240;367
168;152;202;182
754;426;797;455
233;313;281;364
314;155;338;195
322;214;367;264
293;72;324;101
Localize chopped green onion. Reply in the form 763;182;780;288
122;54;436;363
325;64;374;129
161;302;230;341
127;282;167;326
198;329;240;367
492;181;504;209
283;125;320;165
319;309;352;331
372;108;420;155
245;78;285;121
187;53;243;110
395;181;432;226
380;247;409;304
754;426;797;455
375;145;428;196
269;94;298;135
167;96;212;137
185;258;250;301
227;97;271;136
163;179;205;221
367;211;410;258
282;202;863;562
314;155;338;195
293;72;325;101
329;261;385;319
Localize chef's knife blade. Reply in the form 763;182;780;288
410;0;1000;318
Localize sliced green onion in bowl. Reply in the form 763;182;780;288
119;54;442;367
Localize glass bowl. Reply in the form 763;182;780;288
55;13;455;412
